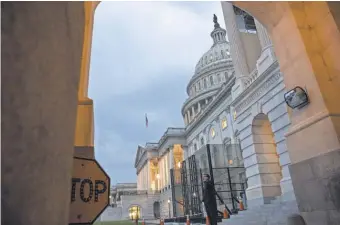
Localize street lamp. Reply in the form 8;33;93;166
167;199;171;218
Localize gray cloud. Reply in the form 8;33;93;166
88;1;225;183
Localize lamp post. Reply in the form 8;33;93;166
167;199;171;218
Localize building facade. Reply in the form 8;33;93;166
103;4;298;222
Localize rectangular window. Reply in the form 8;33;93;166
210;76;214;86
221;118;228;129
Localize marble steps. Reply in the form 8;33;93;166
220;200;299;225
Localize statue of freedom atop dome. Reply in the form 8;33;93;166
213;14;220;28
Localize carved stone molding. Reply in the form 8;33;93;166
234;71;281;118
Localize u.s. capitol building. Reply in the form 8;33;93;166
101;3;298;224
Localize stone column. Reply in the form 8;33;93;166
2;2;84;225
254;19;272;49
254;19;276;75
165;152;169;186
184;113;188;125
169;145;174;169
198;102;201;113
181;145;188;160
221;2;250;99
191;107;195;119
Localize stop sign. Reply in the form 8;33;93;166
69;157;110;224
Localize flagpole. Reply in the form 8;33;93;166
145;113;148;128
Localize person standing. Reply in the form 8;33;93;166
202;174;220;225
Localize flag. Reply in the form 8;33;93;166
145;113;148;128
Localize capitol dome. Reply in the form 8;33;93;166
182;15;235;126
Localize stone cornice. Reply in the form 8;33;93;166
232;61;281;118
158;128;185;147
185;77;235;135
134;146;144;168
181;88;219;115
135;152;148;173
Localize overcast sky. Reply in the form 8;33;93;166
88;1;226;184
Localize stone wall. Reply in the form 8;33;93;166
232;63;295;207
100;207;123;221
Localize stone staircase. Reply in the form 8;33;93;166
220;200;299;225
144;193;161;219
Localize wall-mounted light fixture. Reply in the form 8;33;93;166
284;86;309;109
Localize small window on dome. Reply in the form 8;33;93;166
205;56;208;64
210;76;214;86
210;55;213;62
227;51;230;56
217;74;221;83
198;82;202;90
204;79;207;89
221;50;224;58
224;72;228;81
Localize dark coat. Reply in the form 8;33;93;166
203;180;217;205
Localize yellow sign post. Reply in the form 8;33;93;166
69;157;110;224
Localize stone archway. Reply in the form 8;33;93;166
153;201;160;219
248;113;283;206
2;2;340;225
128;205;142;220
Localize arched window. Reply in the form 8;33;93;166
217;74;221;83
221;118;228;129
210;76;214;86
200;137;205;146
198;82;201;90
204;79;207;89
221;50;224;58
